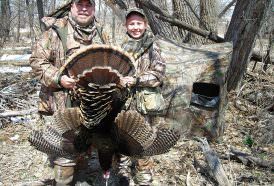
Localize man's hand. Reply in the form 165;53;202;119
60;75;76;89
120;76;136;87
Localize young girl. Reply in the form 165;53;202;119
118;8;166;186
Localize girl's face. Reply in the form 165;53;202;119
126;14;147;39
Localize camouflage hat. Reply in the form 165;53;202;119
125;8;146;19
72;0;95;4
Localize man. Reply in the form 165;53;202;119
29;0;108;184
30;0;108;116
119;8;166;186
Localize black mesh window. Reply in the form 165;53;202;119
190;82;220;109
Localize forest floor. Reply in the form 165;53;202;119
0;61;273;186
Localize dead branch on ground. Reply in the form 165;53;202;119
194;137;232;186
0;108;38;118
221;147;274;171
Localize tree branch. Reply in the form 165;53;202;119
111;0;128;10
0;108;38;118
135;0;273;64
182;0;207;30
135;0;166;16
182;0;200;21
218;0;237;18
156;14;225;43
104;0;126;21
136;0;222;42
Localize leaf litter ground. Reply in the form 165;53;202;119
0;63;273;185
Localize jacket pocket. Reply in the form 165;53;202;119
136;87;165;115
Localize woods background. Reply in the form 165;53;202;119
0;0;273;90
0;0;273;185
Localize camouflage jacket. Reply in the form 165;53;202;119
30;16;108;115
122;32;166;88
121;32;166;114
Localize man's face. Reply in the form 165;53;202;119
71;0;95;26
126;14;147;39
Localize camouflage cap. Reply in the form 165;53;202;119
125;8;146;19
72;0;95;4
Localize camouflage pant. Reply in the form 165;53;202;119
134;157;153;185
54;157;76;185
117;154;153;185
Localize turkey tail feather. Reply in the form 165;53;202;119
28;129;73;157
77;67;122;87
29;109;79;157
53;107;81;135
115;110;180;157
115;110;156;155
78;74;122;129
142;128;180;156
64;45;135;79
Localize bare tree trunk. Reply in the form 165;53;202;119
50;0;56;13
104;0;125;20
98;0;102;18
160;0;168;7
26;0;35;44
102;4;108;26
136;0;182;43
16;0;21;42
112;10;116;44
0;0;11;46
225;0;272;91
36;0;45;31
262;33;273;71
44;0;48;14
172;0;201;44
128;0;136;7
200;0;218;44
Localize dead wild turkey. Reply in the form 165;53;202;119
29;45;180;174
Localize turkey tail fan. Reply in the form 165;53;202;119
114;110;156;156
76;67;122;87
28;127;76;157
52;107;82;136
79;83;119;129
62;45;135;78
141;128;180;156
